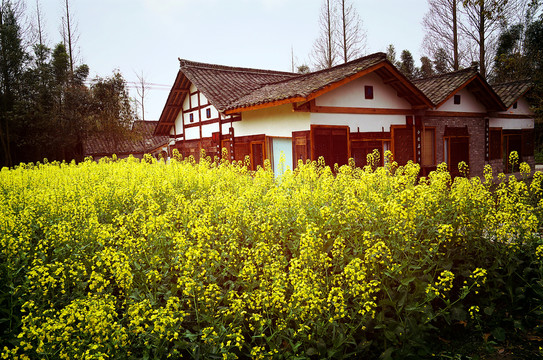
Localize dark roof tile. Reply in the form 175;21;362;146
84;121;169;156
225;53;388;111
179;59;298;111
491;80;531;108
412;67;478;105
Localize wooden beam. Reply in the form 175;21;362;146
487;113;532;119
224;96;306;115
301;105;415;115
425;111;487;118
383;77;400;85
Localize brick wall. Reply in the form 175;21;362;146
423;116;486;177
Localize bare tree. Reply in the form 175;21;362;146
34;0;44;46
422;0;464;71
311;0;338;69
337;0;367;63
61;0;79;76
134;70;149;121
459;0;520;78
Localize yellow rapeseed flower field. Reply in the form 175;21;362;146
1;151;542;359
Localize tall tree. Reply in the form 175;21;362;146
459;0;517;78
385;44;399;66
0;0;26;166
420;56;436;77
61;0;78;77
493;23;529;82
433;47;451;74
134;70;149;120
337;0;366;63
399;50;416;79
89;71;136;149
312;0;337;69
422;0;463;71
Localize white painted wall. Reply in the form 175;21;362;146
315;72;412;109
437;88;486;112
489;117;534;129
202;123;220;138
311;113;406;132
185;127;200;140
236;104;310;137
171;111;184;136
498;97;533;115
200;92;209;106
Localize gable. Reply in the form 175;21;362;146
315;72;412;109
436;88;486;112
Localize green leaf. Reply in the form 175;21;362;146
451;306;467;322
384;330;396;342
400;276;416;287
484;306;494;316
491;327;506;342
379;347;395;360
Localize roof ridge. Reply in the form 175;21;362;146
178;58;296;77
491;79;531;87
306;52;387;77
414;66;478;82
257;52;388;88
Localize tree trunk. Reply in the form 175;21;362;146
342;0;347;63
479;2;486;78
64;0;74;76
326;0;333;68
453;0;459;70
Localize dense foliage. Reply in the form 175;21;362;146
1;151;542;359
0;0;136;168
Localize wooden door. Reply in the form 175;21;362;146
449;137;469;177
351;140;382;168
251;142;264;170
392;126;414;165
292;131;310;168
312;126;349;167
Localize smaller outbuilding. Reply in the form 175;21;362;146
83;121;169;161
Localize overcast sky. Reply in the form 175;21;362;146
38;0;429;120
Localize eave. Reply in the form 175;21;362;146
436;73;506;112
224;61;433;115
154;71;191;136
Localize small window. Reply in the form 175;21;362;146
513;102;518;109
364;86;374;100
206;108;211;118
454;94;461;105
189;113;194;122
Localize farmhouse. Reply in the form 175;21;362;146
84;120;169;161
154;52;534;177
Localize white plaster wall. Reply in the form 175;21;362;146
202;123;220;138
437;88;486;112
189;83;197;94
498;97;533;115
200;93;209;106
310;113;406;132
190;93;198;108
202;105;219;120
184;111;199;125
235;104;310;137
315;72;412;109
489;117;534;129
172;111;184;136
185;127;200;140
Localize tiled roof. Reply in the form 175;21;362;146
491;80;531;108
412;67;478;106
224;53;388;111
84;121;169;156
179;59;298;112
